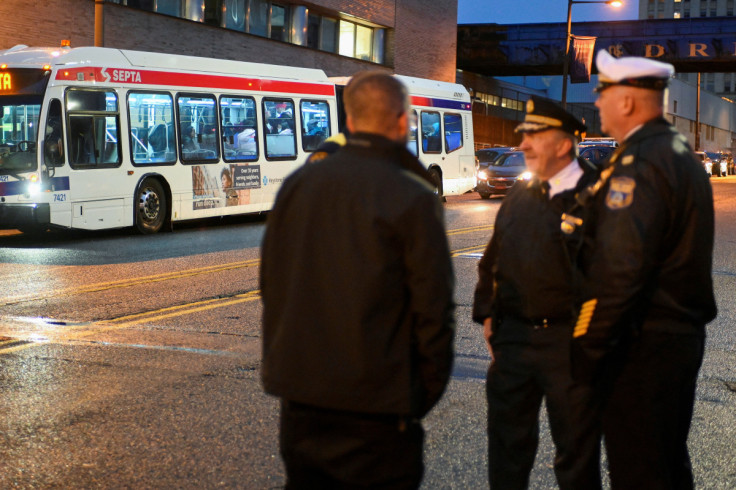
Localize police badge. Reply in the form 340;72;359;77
606;176;636;209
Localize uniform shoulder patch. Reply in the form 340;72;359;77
606;176;636;210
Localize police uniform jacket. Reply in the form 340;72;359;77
261;132;455;418
573;118;717;361
472;158;600;341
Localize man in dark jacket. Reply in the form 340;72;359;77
473;96;602;489
260;71;455;489
573;50;718;488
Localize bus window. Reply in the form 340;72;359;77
406;109;418;156
0;96;41;174
178;94;219;163
420;111;441;153
444;113;463;153
66;89;120;168
300;100;331;152
43;99;64;167
263;99;296;160
221;96;258;162
128;92;175;165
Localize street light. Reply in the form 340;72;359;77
561;0;623;108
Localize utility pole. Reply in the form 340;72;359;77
95;0;104;47
695;72;701;150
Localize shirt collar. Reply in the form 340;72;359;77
547;159;583;198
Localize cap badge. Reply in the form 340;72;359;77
527;99;535;113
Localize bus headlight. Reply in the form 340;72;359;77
27;174;41;196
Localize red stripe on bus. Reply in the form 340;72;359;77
55;67;335;96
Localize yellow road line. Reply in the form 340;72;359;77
1;224;495;354
0;258;261;307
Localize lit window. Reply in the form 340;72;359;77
339;20;356;57
355;24;372;61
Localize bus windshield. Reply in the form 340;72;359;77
0;95;42;174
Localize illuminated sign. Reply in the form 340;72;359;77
0;69;50;95
0;73;10;91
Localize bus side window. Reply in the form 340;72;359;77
420;111;441;153
66;89;121;169
43;99;65;167
263;99;296;160
300;100;331;152
221;96;258;162
444;113;463;153
177;94;219;163
406;109;418;156
128;91;175;166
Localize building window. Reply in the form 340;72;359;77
355;24;373;61
338;21;356;58
121;0;386;64
249;0;269;37
270;4;288;41
338;19;380;62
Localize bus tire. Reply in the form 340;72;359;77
135;178;167;234
429;167;445;202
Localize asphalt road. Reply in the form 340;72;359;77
0;179;735;489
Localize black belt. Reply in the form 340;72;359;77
504;314;574;330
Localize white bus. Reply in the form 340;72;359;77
0;44;337;233
333;75;476;198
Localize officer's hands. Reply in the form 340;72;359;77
483;317;494;362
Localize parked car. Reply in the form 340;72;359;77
579;145;615;166
475;147;517;166
695;151;713;176
579;137;618;148
707;151;728;177
476;151;529;199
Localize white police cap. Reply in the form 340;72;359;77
595;49;674;92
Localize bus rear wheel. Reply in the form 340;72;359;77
429;168;445;201
136;178;167;234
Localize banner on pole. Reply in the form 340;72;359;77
571;36;597;84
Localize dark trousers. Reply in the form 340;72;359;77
486;318;602;490
279;400;424;490
603;330;705;490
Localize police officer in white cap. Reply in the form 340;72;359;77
473;96;602;489
572;50;717;488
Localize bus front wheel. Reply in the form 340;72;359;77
136;178;167;234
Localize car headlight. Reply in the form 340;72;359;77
477;170;489;180
517;171;533;181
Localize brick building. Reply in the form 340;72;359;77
0;0;458;83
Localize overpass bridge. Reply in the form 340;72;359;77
458;17;736;77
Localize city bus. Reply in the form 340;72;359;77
0;44;475;235
0;44;337;233
332;75;476;198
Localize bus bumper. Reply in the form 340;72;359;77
0;203;50;229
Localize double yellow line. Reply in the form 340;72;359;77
0;258;262;308
0;225;493;353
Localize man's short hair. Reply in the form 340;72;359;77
344;72;409;130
